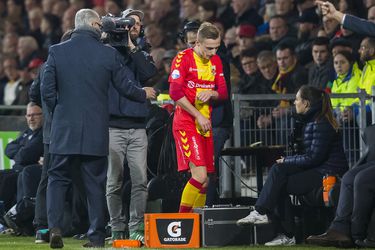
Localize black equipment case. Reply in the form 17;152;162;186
193;205;274;247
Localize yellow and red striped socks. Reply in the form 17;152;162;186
179;178;203;213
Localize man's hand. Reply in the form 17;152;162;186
196;114;211;133
197;90;217;102
316;1;344;22
143;87;156;99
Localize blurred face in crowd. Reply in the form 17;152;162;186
42;0;57;13
104;0;121;16
333;53;351;75
186;31;197;48
145;25;163;48
312;44;329;66
275;0;293;15
183;0;198;19
198;5;214;22
276;48;296;72
294;90;309;114
323;16;339;35
224;27;236;47
298;22;314;40
359;38;375;62
3;58;19;81
368;6;375;23
231;0;250;15
128;14;142;40
269;17;288;42
238;37;254;52
332;45;352;57
241;56;257;75
257;58;277;80
2;33;18;55
195;37;221;60
25;105;43;131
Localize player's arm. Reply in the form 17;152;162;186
170;82;211;133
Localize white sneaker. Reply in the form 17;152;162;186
265;234;296;246
236;210;270;225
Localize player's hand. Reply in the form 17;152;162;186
143;87;156;99
197;90;216;103
196;114;211;133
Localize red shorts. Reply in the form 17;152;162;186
173;129;214;173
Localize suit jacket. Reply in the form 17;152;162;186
343;14;375;37
41;28;146;156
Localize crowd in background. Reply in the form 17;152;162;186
0;0;375;116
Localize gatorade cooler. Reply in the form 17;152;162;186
144;213;200;248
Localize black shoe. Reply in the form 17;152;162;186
82;241;104;248
306;229;353;248
49;228;63;249
356;238;375;248
3;212;21;235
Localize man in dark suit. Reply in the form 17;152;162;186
41;9;156;249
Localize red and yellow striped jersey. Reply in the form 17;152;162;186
168;48;227;137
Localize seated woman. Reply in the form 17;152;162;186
236;85;349;246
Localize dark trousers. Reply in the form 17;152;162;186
34;144;50;229
330;161;375;239
255;163;323;237
16;164;42;203
47;154;107;245
206;127;231;206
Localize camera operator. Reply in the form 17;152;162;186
105;9;157;243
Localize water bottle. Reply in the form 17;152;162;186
323;175;336;207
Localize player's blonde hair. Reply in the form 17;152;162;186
197;22;220;42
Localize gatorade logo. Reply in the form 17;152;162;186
156;218;194;244
167;221;181;237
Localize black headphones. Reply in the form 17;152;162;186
178;20;201;43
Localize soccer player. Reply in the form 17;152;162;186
169;22;228;212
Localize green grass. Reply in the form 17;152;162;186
0;234;366;250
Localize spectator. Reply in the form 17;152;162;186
295;8;321;66
237;85;348;246
268;15;296;49
40;14;62;52
181;0;200;24
308;37;334;90
198;0;218;23
3;102;43;235
17;36;41;70
330;51;361;112
231;0;263;27
2;57;21;108
275;0;298;26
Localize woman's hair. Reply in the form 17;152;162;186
334;50;355;65
298;85;339;130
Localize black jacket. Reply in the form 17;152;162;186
108;46;157;129
5;127;43;167
284;105;348;176
29;63;51;145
